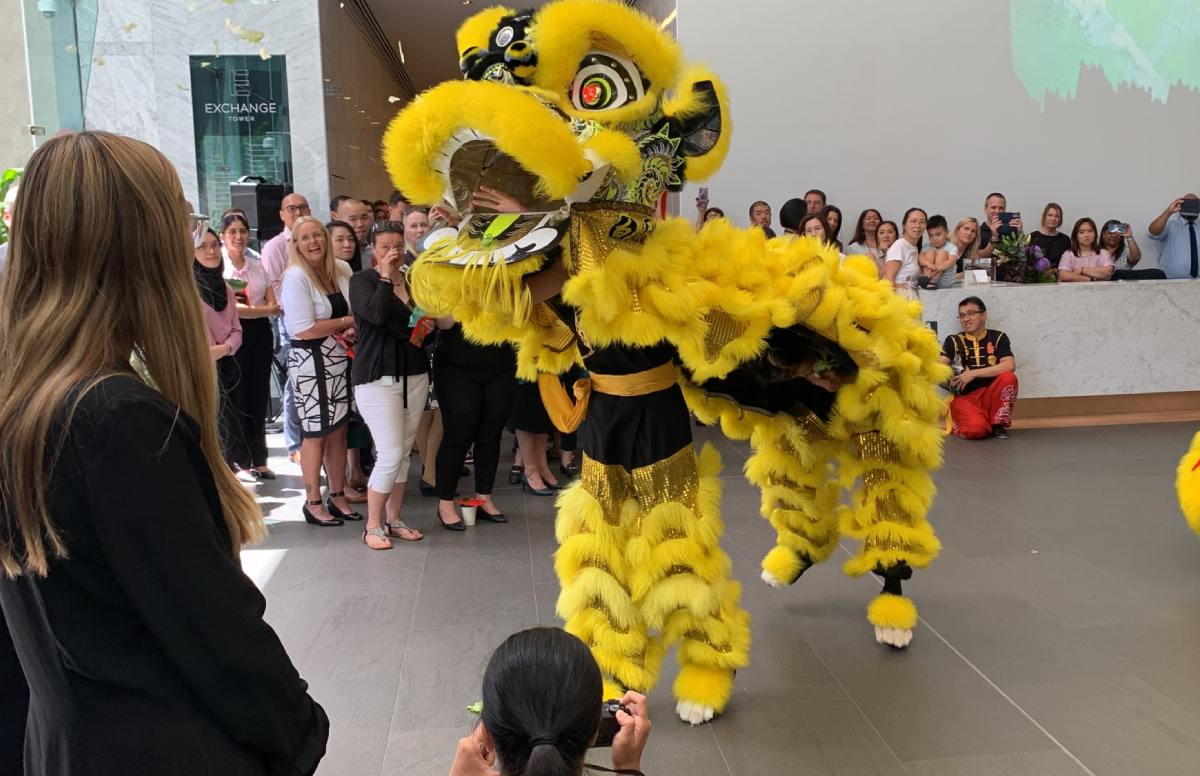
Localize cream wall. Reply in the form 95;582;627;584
317;0;405;207
678;0;1200;267
0;0;34;168
84;0;329;210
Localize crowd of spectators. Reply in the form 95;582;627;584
698;190;1200;289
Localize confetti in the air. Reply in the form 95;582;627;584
387;96;401;103
122;22;138;32
259;48;272;60
186;2;198;12
176;83;190;90
95;56;106;66
200;60;212;68
64;43;77;53
225;18;264;44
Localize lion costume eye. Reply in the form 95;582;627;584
570;50;645;111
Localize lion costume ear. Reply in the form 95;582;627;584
662;65;731;182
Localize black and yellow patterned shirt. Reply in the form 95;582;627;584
941;330;1013;393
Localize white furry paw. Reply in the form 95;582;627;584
874;626;913;649
761;569;787;589
675;700;716;726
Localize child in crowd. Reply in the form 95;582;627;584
917;214;958;289
1058;217;1114;283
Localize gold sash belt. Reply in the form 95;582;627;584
538;362;677;433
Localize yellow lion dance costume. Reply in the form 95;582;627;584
383;0;948;724
1179;432;1200;535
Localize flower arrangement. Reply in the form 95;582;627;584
993;232;1057;283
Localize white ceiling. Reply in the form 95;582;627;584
366;0;553;94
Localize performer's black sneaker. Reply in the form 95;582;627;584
991;425;1010;439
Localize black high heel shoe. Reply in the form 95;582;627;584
508;465;524;485
438;507;466;532
559;460;580;479
521;475;556;497
303;498;344;527
325;491;364;521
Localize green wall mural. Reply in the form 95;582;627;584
1012;0;1200;108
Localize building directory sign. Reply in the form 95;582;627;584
190;55;293;218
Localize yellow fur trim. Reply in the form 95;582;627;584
382;81;590;205
761;546;805;585
673;663;735;714
662;65;731;181
581;128;644;182
456;7;513;57
867;593;918;631
1178;431;1200;536
530;0;681;125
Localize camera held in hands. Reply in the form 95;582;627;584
1181;198;1200;221
1106;222;1129;235
591;699;629;748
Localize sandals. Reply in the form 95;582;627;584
386;521;424;542
508;465;524;485
363;526;393;550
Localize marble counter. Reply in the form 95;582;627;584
918;279;1200;399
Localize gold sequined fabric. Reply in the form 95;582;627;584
569;201;656;275
854;431;900;464
701;308;751;363
530;302;577;353
580;445;701;523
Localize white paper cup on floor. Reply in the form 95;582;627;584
461;505;477;527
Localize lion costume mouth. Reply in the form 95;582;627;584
382;80;642;267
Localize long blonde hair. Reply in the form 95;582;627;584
0;131;265;577
287;216;347;292
953;216;981;260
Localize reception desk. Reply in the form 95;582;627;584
918;279;1200;424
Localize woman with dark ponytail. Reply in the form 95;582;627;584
449;628;652;776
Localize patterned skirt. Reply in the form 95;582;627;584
287;337;352;438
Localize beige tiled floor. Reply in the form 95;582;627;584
245;421;1200;776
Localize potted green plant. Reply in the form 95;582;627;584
0;168;22;246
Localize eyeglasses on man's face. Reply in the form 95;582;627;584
958;310;983;319
283;204;311;214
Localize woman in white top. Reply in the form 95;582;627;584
884;207;927;293
221;212;280;480
280;216;363;527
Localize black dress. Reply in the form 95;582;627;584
0;376;328;776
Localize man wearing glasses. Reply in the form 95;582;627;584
938;296;1018;439
260;192;311;462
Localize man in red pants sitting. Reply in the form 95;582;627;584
939;296;1018;439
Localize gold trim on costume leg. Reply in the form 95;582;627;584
743;412;843;587
556;454;662;695
624;443;750;722
838;431;941;649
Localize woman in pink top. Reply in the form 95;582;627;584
195;227;243;468
1058;218;1114;283
222;213;280;479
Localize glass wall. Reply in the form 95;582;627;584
189;55;294;219
21;0;97;143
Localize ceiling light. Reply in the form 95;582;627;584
660;7;677;29
397;39;405;64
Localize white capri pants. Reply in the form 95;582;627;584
355;373;430;494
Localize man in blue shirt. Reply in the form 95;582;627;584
1147;193;1200;279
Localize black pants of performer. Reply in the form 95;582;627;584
216;355;245;469
435;359;517;500
230;317;273;469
